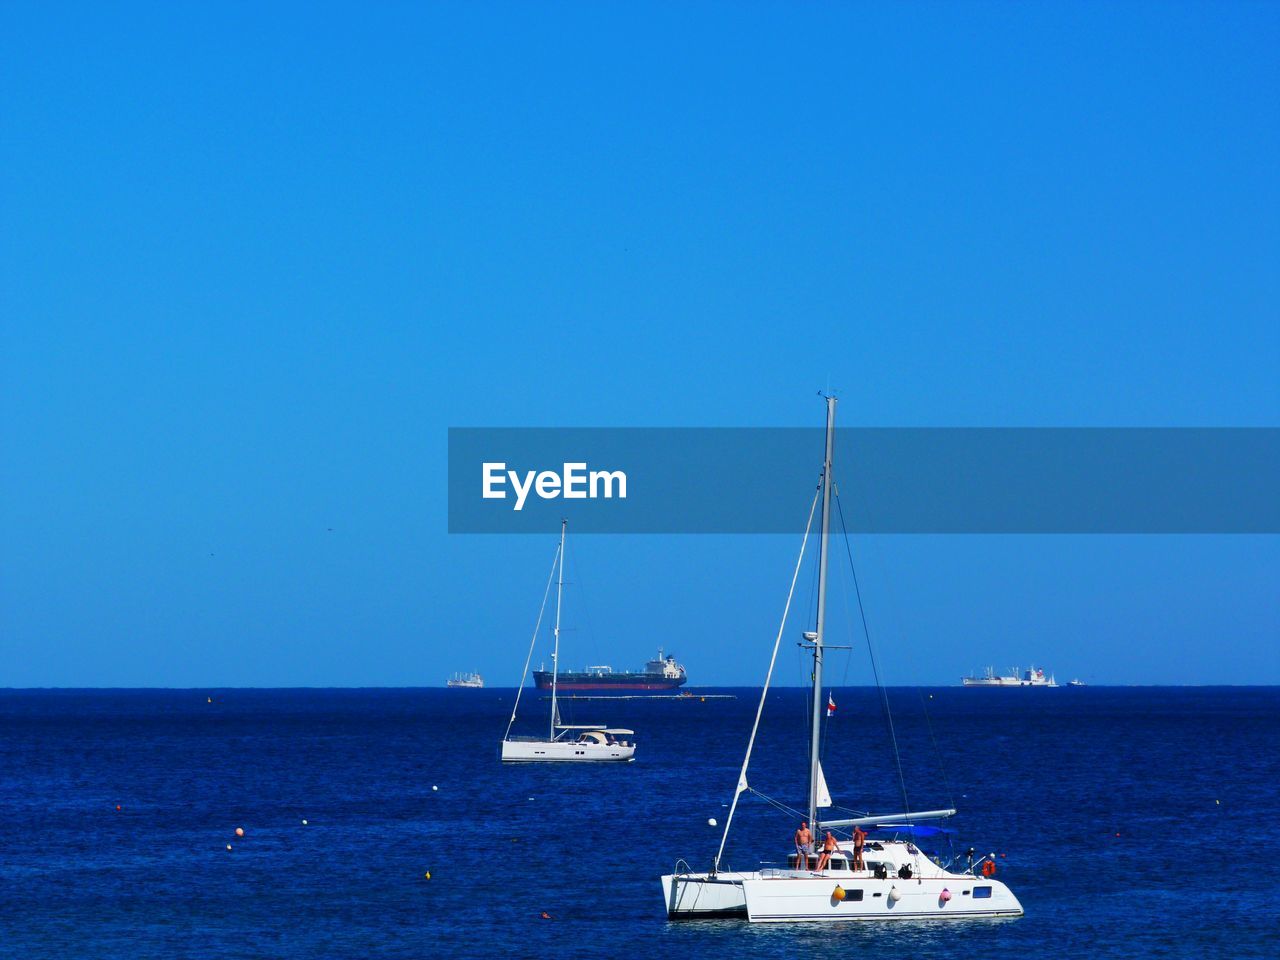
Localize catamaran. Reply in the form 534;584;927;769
660;397;1023;922
500;519;636;762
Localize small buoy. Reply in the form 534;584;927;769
888;887;903;902
832;885;846;901
708;818;717;827
540;911;552;920
424;871;431;880
235;827;244;837
1215;799;1220;805
226;844;232;851
940;888;952;903
432;785;438;792
701;697;706;702
302;819;308;826
1115;832;1121;837
115;804;121;811
207;697;212;703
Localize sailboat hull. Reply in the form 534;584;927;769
663;871;1023;922
741;874;1023;922
661;873;749;918
500;739;635;762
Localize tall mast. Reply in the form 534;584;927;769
549;518;566;741
809;396;837;832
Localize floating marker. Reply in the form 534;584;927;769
424;871;431;880
432;785;438;792
708;818;717;827
540;911;552;920
1215;800;1220;805
226;844;232;851
302;819;308;825
115;805;121;811
235;827;244;837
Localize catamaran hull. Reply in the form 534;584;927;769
662;873;1022;922
500;740;635;762
661;873;748;918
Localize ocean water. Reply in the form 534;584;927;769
1;686;1277;958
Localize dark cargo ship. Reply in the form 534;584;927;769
533;648;687;692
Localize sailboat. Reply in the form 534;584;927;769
500;519;637;762
660;397;1023;921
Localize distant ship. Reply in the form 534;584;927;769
533;648;687;692
962;666;1057;687
1067;678;1086;687
446;671;484;689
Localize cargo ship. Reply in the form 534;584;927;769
962;666;1057;687
446;671;484;689
533;648;687;692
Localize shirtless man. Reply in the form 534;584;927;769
793;821;813;871
852;824;867;870
815;830;838;872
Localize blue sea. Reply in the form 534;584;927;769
2;687;1277;958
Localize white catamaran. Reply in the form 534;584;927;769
660;397;1023;922
500;519;636;762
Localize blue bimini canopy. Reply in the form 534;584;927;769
871;824;957;837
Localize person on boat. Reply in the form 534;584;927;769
852;824;866;870
794;821;813;870
815;830;838;872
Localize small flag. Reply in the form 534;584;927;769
827;692;836;717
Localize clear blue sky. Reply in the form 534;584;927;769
2;3;1276;686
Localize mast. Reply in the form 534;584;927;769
808;396;836;832
549;518;566;741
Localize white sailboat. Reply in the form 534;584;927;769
660;397;1023;921
500;519;636;762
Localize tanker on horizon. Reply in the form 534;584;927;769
962;666;1057;687
533;648;687;692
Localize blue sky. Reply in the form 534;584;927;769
1;3;1276;686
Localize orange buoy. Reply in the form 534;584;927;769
235;827;245;837
981;860;997;877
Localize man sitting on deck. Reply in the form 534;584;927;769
793;821;813;870
815;830;838;872
852;824;866;870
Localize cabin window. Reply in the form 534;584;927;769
843;888;864;902
973;886;993;899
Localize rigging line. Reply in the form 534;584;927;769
858;535;959;814
714;476;823;875
833;488;912;817
503;540;562;742
917;685;957;812
746;788;807;821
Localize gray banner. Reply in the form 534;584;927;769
447;428;1279;533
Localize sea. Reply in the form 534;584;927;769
1;686;1277;959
